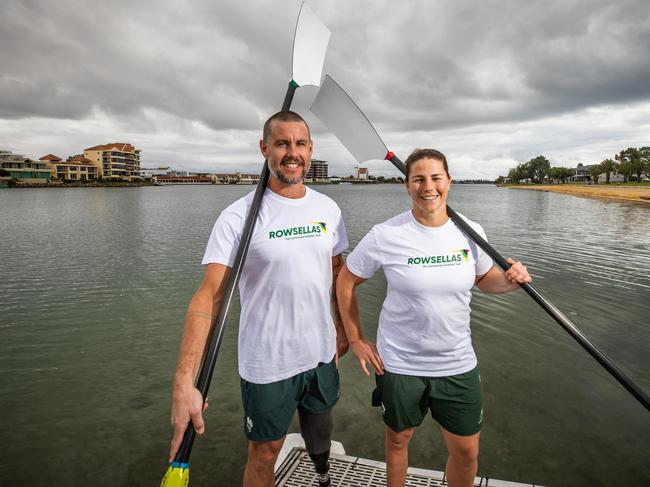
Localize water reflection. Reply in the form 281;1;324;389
0;185;648;486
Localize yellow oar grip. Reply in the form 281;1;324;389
160;462;189;487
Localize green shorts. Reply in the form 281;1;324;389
373;366;483;436
240;358;339;442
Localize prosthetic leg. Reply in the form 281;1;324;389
298;408;333;487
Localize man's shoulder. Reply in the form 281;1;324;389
221;190;255;216
306;187;342;212
212;191;255;232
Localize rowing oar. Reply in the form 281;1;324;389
310;74;650;412
160;5;331;486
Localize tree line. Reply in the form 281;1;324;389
497;147;650;184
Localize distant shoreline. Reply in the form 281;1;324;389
505;184;650;204
0;181;156;188
2;180;498;189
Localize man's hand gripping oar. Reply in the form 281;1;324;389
160;5;331;487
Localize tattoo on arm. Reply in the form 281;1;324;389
186;311;217;321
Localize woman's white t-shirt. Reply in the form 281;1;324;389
346;211;493;377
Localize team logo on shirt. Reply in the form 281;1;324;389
456;249;470;262
312;221;328;234
406;249;470;267
268;222;327;240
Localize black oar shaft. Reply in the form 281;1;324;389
174;81;298;465
388;154;650;412
283;80;298;112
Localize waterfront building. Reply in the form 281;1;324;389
84;143;141;180
569;162;629;183
40;154;63;165
42;154;99;181
355;166;369;180
568;163;594;183
154;175;212;185
141;166;172;178
0;150;52;183
211;173;261;184
306;159;328;182
237;173;261;184
212;173;240;184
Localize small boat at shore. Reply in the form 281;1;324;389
274;434;544;487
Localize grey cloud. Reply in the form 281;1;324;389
2;0;649;178
0;0;300;128
4;0;649;131
318;0;650;131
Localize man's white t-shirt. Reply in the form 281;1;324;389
202;187;348;384
346;211;493;377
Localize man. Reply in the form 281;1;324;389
168;111;349;487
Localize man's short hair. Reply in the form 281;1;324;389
262;111;311;142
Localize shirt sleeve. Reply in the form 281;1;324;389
345;228;382;279
332;207;349;256
201;206;245;267
470;223;494;276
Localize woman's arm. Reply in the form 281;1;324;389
475;257;532;294
336;264;384;375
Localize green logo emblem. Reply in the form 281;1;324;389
456;249;470;262
313;221;327;235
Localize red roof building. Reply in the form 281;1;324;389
83;143;141;180
39;154;63;162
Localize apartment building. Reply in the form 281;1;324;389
306;159;328;181
84;143;141;180
40;154;98;181
1;150;52;183
355;166;369;180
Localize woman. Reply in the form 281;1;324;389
336;148;532;487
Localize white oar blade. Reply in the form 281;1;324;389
292;3;330;87
310;75;388;163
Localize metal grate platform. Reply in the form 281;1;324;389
275;447;543;487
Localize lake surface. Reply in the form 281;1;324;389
1;184;649;486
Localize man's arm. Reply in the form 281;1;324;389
331;254;348;360
475;258;531;293
169;263;231;462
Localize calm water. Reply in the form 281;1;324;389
1;184;649;486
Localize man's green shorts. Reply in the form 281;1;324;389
240;358;339;442
373;366;483;436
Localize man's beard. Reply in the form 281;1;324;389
271;157;308;185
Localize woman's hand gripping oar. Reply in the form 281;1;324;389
310;74;650;413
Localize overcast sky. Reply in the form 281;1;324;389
2;0;649;178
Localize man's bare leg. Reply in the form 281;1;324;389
441;429;480;487
385;426;414;487
243;437;285;487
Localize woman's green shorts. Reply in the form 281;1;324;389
372;366;483;436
